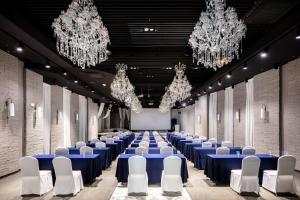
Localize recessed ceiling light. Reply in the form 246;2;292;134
91;90;95;93
102;83;106;87
218;80;222;86
16;43;24;52
296;35;300;40
296;27;300;40
63;72;68;76
148;102;154;106
208;85;213;90
144;27;149;32
197;93;201;96
74;80;78;84
181;102;187;107
243;66;248;70
45;61;51;69
226;72;232;79
260;48;268;58
149;28;154;32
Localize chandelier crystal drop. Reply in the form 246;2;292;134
159;62;192;112
189;0;246;70
110;63;143;113
52;0;110;69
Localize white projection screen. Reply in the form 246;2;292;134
130;108;171;130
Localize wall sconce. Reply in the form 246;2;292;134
75;113;79;123
235;109;240;122
260;104;269;123
5;98;15;119
217;113;221;122
30;103;37;128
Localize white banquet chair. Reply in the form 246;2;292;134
55;147;69;155
19;156;53;195
202;141;212;148
90;138;100;143
262;155;296;194
242;146;256;155
160;146;174;154
222;141;233;148
158;141;168;148
113;136;120;140
52;157;84;195
216;146;230;155
139;141;149;148
208;138;217;144
106;138;115;144
135;147;148;155
95;141;106;148
186;136;193;140
192;139;202;144
100;136;107;141
199;136;207;141
128;155;148;194
230;156;261;194
161;156;183;193
75;141;86;149
80;146;93;155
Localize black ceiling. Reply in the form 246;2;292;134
1;0;300;107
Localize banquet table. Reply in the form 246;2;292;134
68;147;112;169
136;136;155;140
120;136;130;147
133;140;156;143
125;147;176;154
34;154;102;185
184;143;202;161
177;140;193;153
193;147;242;170
130;143;158;148
115;154;188;184
113;140;125;153
204;154;278;184
87;143;119;160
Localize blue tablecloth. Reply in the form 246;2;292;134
114;140;125;153
177;140;193;153
136;136;155;140
194;147;242;169
120;136;130;147
125;147;176;154
133;140;156;143
204;154;278;184
87;143;119;160
34;154;102;185
184;143;202;161
131;143;158;147
68;147;112;169
115;154;188;184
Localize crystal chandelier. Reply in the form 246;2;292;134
110;63;143;113
52;0;110;69
189;0;246;70
159;62;192;112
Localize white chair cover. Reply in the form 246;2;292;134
202;141;212;148
186;136;193;141
19;156;53;195
135;147;148;155
262;155;296;194
242;146;256;154
192;139;202;144
230;156;261;194
208;138;217;144
80;146;93;155
75;141;86;149
106;138;114;144
160;146;174;154
100;136;107;141
161;156;183;193
90;138;100;143
221;141;233;147
95;141;106;148
216;146;230;155
128;155;148;194
55;147;69;155
158;141;168;148
113;136;120;140
52;157;84;195
199;136;207;141
139;141;149;148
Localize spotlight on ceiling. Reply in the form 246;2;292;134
226;72;232;79
296;26;300;40
208;85;213;90
63;72;68;76
181;102;187;107
260;48;268;58
16;43;24;53
91;90;95;93
45;61;51;69
148;102;154;106
242;63;248;70
218;80;222;86
102;83;107;87
144;27;149;32
74;80;78;84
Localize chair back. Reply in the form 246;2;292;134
139;141;149;148
129;155;146;175
55;147;69;155
52;157;73;176
208;138;217;144
221;141;233;147
100;136;107;141
186;136;193;141
106;138;114;144
80;146;93;155
241;156;261;176
135;147;148;155
158;141;168;147
163;156;181;175
192;139;202;144
160;146;173;154
216;146;230;154
19;156;40;177
75;141;86;148
113;136;120;140
199;136;207;141
156;138;164;142
242;146;256;154
202;141;212;148
277;155;296;176
90;138;100;143
95;141;106;148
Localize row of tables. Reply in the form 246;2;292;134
33;132;135;185
167;132;278;185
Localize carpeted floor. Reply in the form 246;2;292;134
0;159;299;200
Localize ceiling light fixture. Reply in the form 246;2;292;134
260;48;268;58
296;26;300;40
63;72;68;76
226;72;232;79
242;63;248;70
45;61;51;69
102;83;106;87
208;85;213;90
218;80;222;86
74;80;78;84
16;43;24;53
